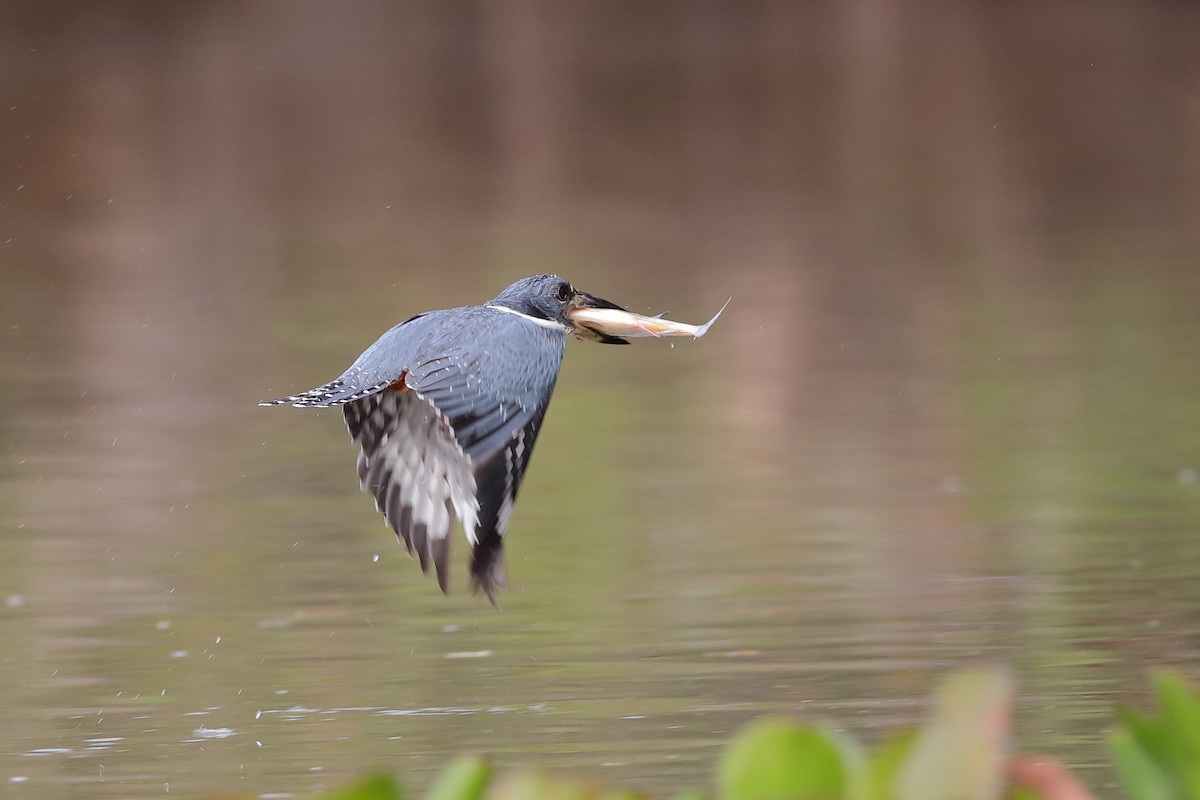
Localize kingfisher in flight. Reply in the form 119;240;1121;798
261;275;724;604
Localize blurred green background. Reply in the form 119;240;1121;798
1;2;1198;798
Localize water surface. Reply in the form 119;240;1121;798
2;3;1199;797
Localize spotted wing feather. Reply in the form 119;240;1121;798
343;390;476;593
404;311;566;602
260;306;567;603
257;373;393;408
257;313;432;409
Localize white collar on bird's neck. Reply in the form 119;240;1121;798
485;304;569;331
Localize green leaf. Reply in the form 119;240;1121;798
717;718;858;800
1151;671;1200;793
484;770;604;800
1153;671;1200;753
858;730;916;800
1118;706;1170;762
895;665;1014;800
425;756;491;800
1110;671;1200;799
315;774;404;800
1108;728;1175;800
1006;788;1041;800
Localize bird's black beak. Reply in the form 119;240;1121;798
574;290;626;312
566;291;630;345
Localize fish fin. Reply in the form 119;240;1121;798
596;331;630;345
693;297;731;338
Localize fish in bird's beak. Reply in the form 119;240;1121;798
566;291;633;344
566;296;731;343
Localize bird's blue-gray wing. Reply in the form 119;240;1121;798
257;313;431;408
260;311;469;591
404;310;567;601
259;307;566;602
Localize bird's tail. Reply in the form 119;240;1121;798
469;535;507;608
258;377;394;408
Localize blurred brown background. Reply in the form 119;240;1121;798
2;2;1198;797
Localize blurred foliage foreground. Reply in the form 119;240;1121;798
223;666;1200;800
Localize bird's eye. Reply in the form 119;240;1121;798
555;282;572;302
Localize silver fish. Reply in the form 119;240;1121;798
566;297;730;341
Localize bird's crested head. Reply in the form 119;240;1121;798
490;275;630;344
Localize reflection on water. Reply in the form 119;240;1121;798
2;2;1199;797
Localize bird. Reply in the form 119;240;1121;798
260;275;635;605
